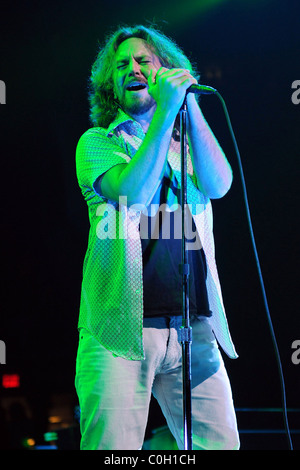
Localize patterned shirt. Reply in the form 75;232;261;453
76;109;238;360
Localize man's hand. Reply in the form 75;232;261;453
148;67;197;118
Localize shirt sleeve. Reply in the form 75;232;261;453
76;127;131;196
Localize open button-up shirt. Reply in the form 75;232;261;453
76;109;237;360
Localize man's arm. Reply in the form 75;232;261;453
98;68;197;207
186;93;233;199
98;110;174;207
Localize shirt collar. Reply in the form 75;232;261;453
105;108;139;136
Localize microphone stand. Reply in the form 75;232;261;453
178;86;218;450
179;96;193;450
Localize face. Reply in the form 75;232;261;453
113;37;162;118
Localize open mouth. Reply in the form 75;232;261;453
126;83;147;92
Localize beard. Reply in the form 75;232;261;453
120;90;156;117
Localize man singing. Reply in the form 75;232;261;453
75;24;239;450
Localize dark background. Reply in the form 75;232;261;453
0;0;299;450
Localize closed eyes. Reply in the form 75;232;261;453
116;58;152;70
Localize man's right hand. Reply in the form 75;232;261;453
148;67;197;120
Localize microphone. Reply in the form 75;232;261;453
187;84;217;95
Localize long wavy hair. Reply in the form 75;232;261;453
88;24;200;128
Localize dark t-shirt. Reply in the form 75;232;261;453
140;176;211;318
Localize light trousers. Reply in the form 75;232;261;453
75;315;239;450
